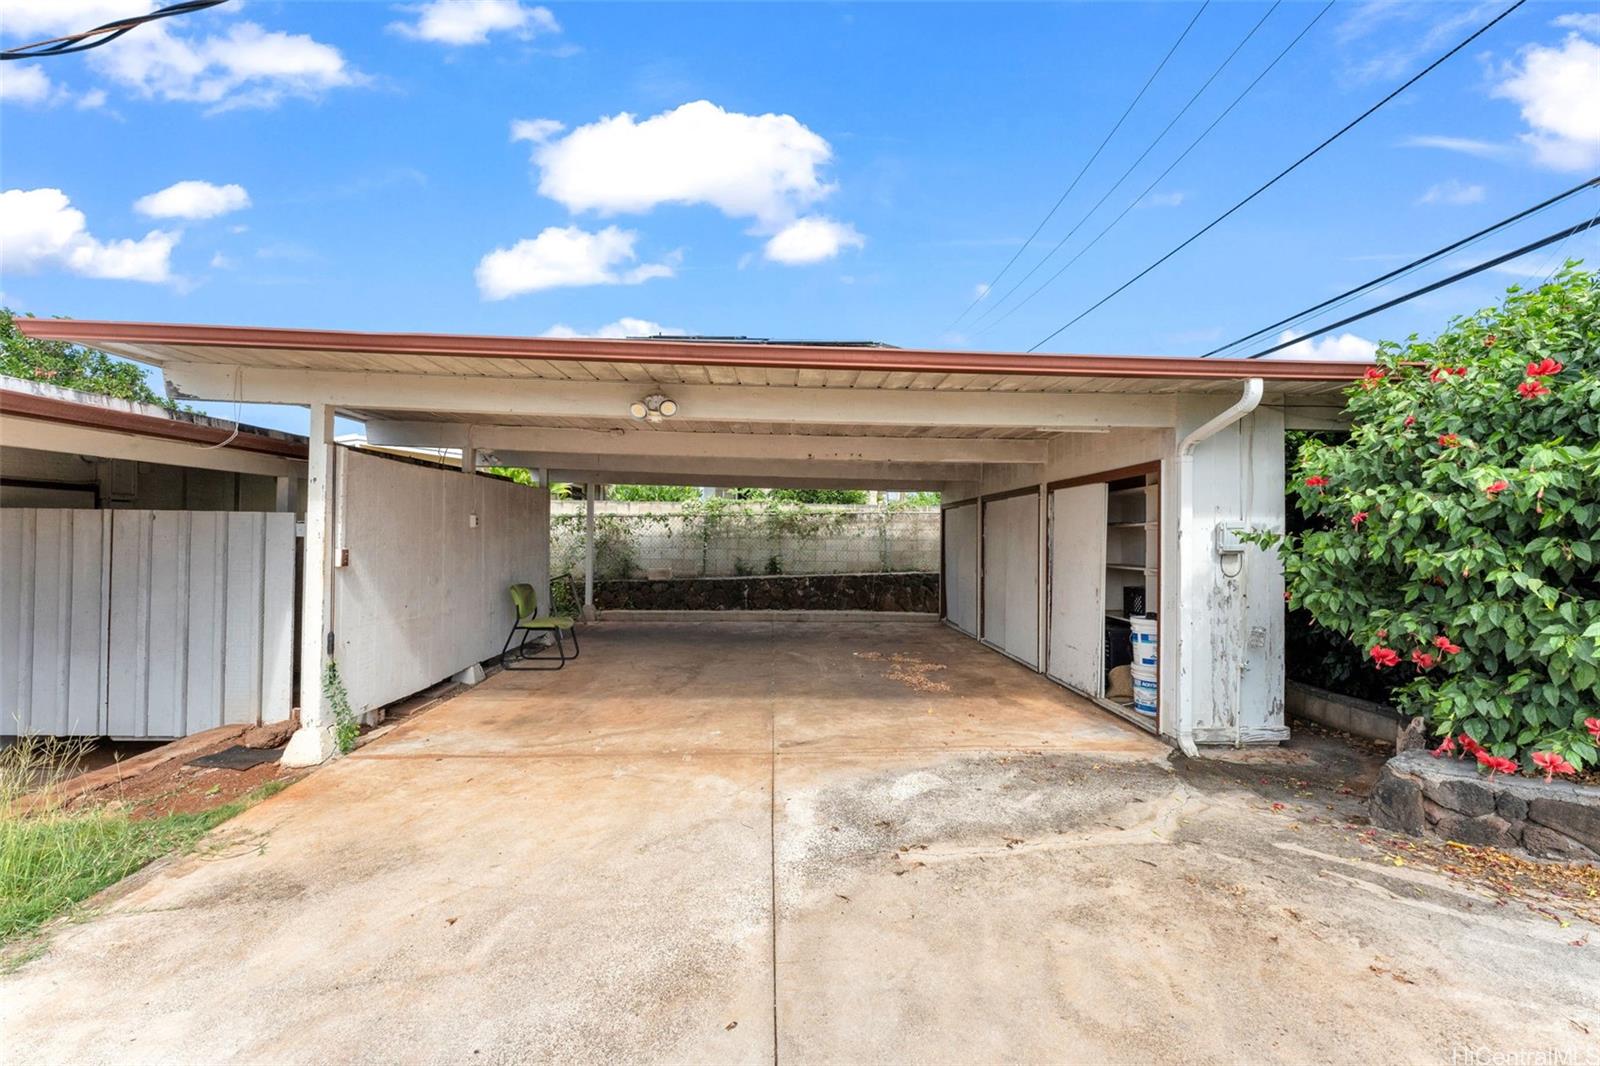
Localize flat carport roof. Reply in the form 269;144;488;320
17;320;1366;491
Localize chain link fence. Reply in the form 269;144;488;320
552;501;939;580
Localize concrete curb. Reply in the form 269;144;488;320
1286;680;1404;743
598;610;941;623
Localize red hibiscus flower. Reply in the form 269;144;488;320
1526;357;1563;377
1458;735;1484;757
1484;479;1509;498
1432;736;1456;758
1585;717;1600;742
1430;366;1468;383
1304;475;1329;488
1438;433;1460;448
1518;379;1550;399
1403;414;1416;428
1453;367;1468;377
1484;334;1497;347
1433;635;1462;655
1369;645;1400;668
1531;751;1576;783
1350;511;1369;527
1474;750;1518;779
1410;649;1437;670
1361;367;1387;388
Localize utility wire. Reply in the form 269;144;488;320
970;1;1282;329
979;0;1333;338
1241;214;1600;359
1;1;228;61
1202;176;1600;358
950;1;1210;328
1027;0;1530;353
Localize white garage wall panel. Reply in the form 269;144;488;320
942;503;978;636
334;450;549;714
0;510;109;735
1047;483;1106;695
107;512;295;738
981;491;1040;668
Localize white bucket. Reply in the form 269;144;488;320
1131;663;1157;716
1130;615;1158;669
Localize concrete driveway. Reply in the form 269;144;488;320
4;620;1596;1064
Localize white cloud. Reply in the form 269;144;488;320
1398;134;1510;158
1493;33;1600;171
510;117;565;144
527;100;838;228
475;225;676;300
1275;328;1377;361
1417;180;1485;206
89;20;360;112
0;64;53;105
0;187;177;283
542;317;684;339
390;1;558;45
1143;191;1186;208
209;251;236;269
135;180;250;220
1553;13;1600;35
763;217;864;265
0;63;104;109
0;2;152;38
973;282;991;298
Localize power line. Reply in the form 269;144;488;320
1026;0;1530;354
978;0;1333;338
950;1;1210;328
1241;214;1600;359
1;1;228;61
1202;176;1600;358
970;1;1282;329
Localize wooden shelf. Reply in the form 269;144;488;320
1108;522;1153;529
1105;563;1154;573
1095;695;1158;734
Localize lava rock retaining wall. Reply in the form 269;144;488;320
593;571;939;613
1371;750;1600;861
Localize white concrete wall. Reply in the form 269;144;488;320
334;449;549;714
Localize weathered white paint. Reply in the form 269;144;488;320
2;509;292;738
106;511;295;738
331;447;549;716
0;415;302;480
980;492;1040;668
370;421;1051;466
583;485;595;617
0;510;109;735
1047;483;1107;695
941;502;978;636
946;406;1287;750
498;452;989;488
284;403;339;767
163;363;1180;430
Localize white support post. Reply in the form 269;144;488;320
274;475;295;514
283;403;339;767
583;484;596;621
461;426;477;476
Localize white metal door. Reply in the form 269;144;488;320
1047;483;1107;695
981;492;1040;667
942;503;978;636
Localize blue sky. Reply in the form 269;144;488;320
3;0;1597;434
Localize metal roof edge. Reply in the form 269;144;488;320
16;318;1372;382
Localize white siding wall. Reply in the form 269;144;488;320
333;450;550;715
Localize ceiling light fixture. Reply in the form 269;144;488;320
629;393;678;423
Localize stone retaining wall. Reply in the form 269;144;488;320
593;571;939;613
1371;750;1600;861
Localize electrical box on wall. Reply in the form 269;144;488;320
468;513;480;529
1215;524;1249;555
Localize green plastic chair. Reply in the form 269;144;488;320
500;582;580;670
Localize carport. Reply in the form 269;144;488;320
16;320;1364;763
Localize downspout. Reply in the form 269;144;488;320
1174;377;1263;758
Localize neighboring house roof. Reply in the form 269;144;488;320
0;375;308;461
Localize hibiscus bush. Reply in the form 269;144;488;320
1259;265;1600;773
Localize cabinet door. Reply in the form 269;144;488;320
981;492;1039;666
1047;483;1107;695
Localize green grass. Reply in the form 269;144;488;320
0;779;291;944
